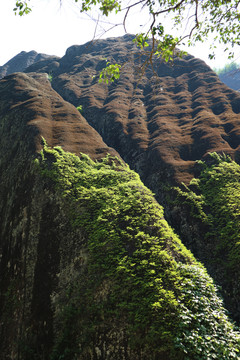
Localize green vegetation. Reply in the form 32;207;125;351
173;152;240;330
99;62;121;84
14;1;31;15
37;145;240;359
47;73;53;82
76;105;83;114
175;153;240;273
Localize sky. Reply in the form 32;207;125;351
1;0;240;69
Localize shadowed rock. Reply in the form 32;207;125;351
0;51;59;79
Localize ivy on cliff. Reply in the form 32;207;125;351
37;145;240;359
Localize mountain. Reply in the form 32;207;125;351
219;67;240;91
26;35;240;187
24;35;240;320
0;50;59;79
1;36;240;359
0;71;120;359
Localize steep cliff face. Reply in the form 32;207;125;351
25;35;240;193
0;72;119;358
1;138;240;358
24;36;240;320
1;68;240;360
0;51;59;79
171;153;240;323
2;37;240;359
0;72;119;157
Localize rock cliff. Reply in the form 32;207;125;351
24;35;240;319
1;36;240;359
0;71;119;359
25;35;240;188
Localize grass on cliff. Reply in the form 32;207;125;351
37;145;240;360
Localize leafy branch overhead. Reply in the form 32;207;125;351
15;0;240;57
14;0;240;80
14;1;31;15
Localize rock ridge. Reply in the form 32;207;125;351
0;50;59;79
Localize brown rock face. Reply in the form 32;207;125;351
25;35;240;193
2;36;240;359
0;72;119;159
0;72;121;359
23;36;240;323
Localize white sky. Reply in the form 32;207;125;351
1;0;240;69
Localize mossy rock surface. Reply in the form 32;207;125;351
34;145;240;360
174;153;240;323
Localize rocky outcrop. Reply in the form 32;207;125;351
24;36;240;189
23;35;240;322
0;72;118;157
0;71;120;359
2;37;240;359
0;74;239;357
0;51;59;79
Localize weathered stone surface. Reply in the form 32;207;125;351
25;35;240;189
22;35;240;322
0;72;119;157
0;71;121;359
2;36;240;359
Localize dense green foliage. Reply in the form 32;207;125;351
175;153;240;274
37;145;240;359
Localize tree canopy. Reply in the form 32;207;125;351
14;0;240;81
